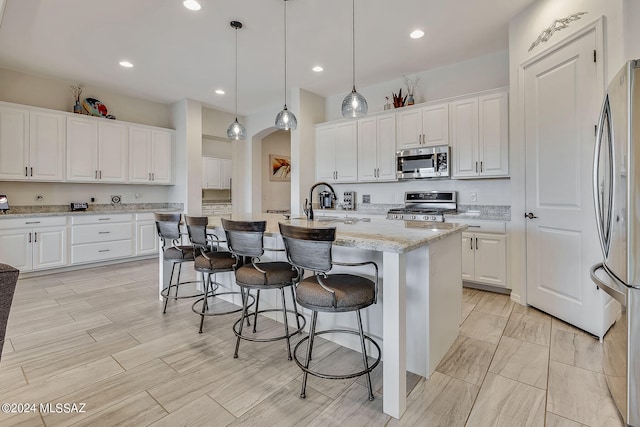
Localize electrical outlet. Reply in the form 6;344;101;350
362;194;371;204
111;195;122;204
470;193;477;202
36;195;44;201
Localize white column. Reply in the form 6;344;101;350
382;250;407;419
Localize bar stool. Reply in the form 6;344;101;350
154;213;197;313
222;218;306;360
185;216;251;333
279;223;381;400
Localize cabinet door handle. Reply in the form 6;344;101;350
28;232;31;243
98;218;111;221
98;249;110;253
98;231;111;234
152;173;155;181
99;170;102;179
25;167;28;177
475;162;478;173
470;238;473;250
475;237;478;249
480;161;483;172
34;232;37;243
419;134;422;144
423;133;426;144
95;170;98;179
30;167;33;177
149;173;152;181
25;221;41;224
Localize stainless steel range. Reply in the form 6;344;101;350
386;191;457;222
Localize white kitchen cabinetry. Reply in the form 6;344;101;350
202;157;232;189
70;214;134;264
129;126;173;184
396;103;449;150
0;217;67;272
451;91;508;178
456;221;507;287
135;213;158;256
357;113;396;182
315;121;358;183
66;116;128;182
0;104;65;181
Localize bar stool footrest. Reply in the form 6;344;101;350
161;280;208;300
293;329;381;380
191;291;255;317
233;309;306;342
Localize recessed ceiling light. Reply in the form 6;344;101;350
410;29;425;39
183;0;201;11
312;66;324;72
119;60;134;68
215;89;225;95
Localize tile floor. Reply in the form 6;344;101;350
0;259;625;426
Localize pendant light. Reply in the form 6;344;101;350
341;0;367;118
275;0;297;130
227;20;247;140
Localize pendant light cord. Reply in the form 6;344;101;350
234;25;239;119
283;0;288;108
352;0;356;90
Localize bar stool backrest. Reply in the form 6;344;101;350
154;213;182;245
184;216;209;250
279;223;336;274
222;219;266;258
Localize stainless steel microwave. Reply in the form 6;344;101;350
396;146;450;179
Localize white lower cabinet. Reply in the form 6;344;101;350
461;231;507;287
0;217;67;272
135;213;158;255
70;214;134;264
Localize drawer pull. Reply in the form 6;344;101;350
98;249;110;253
25;221;41;224
98;231;111;234
467;225;481;228
98;218;111;221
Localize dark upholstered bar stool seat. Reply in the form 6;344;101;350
222;218;305;361
186;216;250;333
155;213;198;313
279;223;381;401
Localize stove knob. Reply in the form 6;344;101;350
410;215;416;220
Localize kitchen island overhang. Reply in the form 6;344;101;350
157;214;467;419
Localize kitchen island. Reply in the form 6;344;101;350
158;213;466;419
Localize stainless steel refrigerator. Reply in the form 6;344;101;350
591;59;640;427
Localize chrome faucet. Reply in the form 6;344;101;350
305;182;337;220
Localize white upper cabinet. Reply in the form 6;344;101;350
451;90;508;178
129;126;173;184
357;113;396;181
202;157;232;189
0;104;65;181
315;121;358;183
396;103;448;150
67;116;128;182
220;158;232;189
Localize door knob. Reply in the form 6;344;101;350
524;212;538;219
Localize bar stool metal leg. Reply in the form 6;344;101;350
280;288;292;360
234;287;250;359
163;263;177;314
290;286;302;333
175;262;183;298
252;289;261;333
356;310;374;400
300;311;318;399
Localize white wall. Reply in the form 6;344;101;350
261;131;291;212
508;0;626;304
324;50;510;121
202;137;232;159
0;68;171;128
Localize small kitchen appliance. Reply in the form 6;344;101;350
343;191;356;210
396;145;450;179
590;59;640;427
386;191;457;222
319;191;334;209
0;195;8;214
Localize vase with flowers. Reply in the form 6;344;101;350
69;84;84;114
403;75;420;106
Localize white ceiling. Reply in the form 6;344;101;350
0;0;535;116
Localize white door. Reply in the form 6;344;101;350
137;222;158;255
461;232;475;282
67;116;98;181
422;104;449;147
357;117;377;181
129;126;152;183
474;234;507;286
151;130;172;184
450;98;479;178
376;114;397;181
315;125;336;182
396;109;422;149
0;105;29;180
32;226;67;270
478;92;509;177
98;121;128;182
0;228;32;272
29;111;65;181
220;159;232;189
334;122;357;182
524;29;604;335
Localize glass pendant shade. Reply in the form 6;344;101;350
227;118;246;140
275;106;297;131
341;87;368;118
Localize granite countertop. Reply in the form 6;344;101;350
205;213;467;254
0;203;183;218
